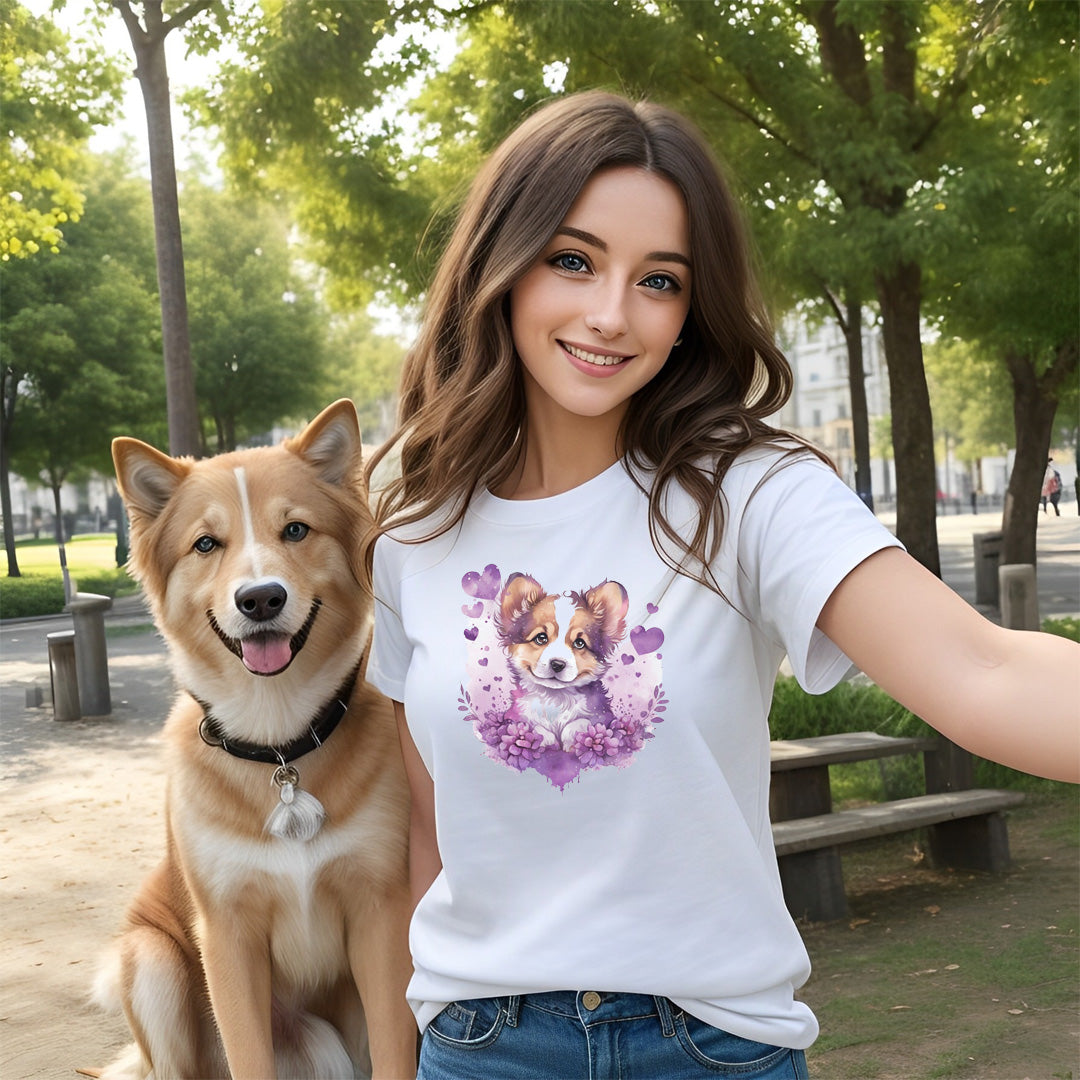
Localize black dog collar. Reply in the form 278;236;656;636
196;664;359;765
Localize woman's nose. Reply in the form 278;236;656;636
586;284;629;339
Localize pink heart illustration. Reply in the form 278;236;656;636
462;602;483;618
462;564;502;601
630;625;664;655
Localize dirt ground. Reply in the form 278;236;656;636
800;793;1079;1080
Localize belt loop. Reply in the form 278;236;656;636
654;996;676;1038
505;995;521;1027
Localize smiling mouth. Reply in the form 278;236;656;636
206;598;322;677
561;341;632;367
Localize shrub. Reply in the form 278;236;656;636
1042;616;1080;642
0;569;137;619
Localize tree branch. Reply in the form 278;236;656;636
684;72;818;169
164;0;217;37
112;0;150;50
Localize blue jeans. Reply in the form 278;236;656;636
418;991;810;1078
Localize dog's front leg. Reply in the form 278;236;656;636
201;923;277;1079
349;895;417;1079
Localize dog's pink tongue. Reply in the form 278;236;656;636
241;635;293;675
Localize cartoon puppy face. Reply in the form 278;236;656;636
496;574;629;689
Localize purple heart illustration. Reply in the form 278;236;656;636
461;602;483;618
478;657;488;666
647;602;659;614
621;654;634;666
630;625;664;655
483;685;491;692
462;564;501;601
464;626;479;641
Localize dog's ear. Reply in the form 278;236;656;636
288;399;362;487
112;438;191;522
583;580;629;643
499;573;545;626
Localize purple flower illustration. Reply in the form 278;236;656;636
611;717;646;756
572;723;622;766
495;721;546;770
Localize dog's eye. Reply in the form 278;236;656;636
283;522;310;542
531;631;549;646
572;636;588;650
193;535;218;554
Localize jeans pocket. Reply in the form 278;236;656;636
425;997;508;1051
673;1012;804;1077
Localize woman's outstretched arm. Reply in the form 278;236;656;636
817;547;1079;783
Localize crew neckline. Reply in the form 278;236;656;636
471;459;639;524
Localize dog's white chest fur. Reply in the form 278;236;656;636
179;808;369;985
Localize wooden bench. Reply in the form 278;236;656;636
769;732;1025;922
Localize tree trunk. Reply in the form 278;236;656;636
1000;349;1067;566
121;1;201;457
840;294;874;510
876;261;941;576
1;367;21;577
51;481;72;603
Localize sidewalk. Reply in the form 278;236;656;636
0;513;1076;1078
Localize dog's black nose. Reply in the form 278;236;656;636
235;581;287;622
549;658;566;673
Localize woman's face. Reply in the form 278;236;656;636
509;167;692;430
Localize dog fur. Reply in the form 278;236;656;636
97;400;415;1079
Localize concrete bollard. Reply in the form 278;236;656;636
64;592;113;716
47;630;81;721
998;563;1040;631
973;531;1003;607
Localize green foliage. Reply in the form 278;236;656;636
2;150;165;489
925;336;1014;463
0;0;123;259
0;567;135;618
768;676;927;742
322;311;407;444
180;173;334;450
1042;616;1080;642
192;0;449;306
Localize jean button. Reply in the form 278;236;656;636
582;991;602;1011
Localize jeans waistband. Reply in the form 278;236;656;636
509;991;678;1035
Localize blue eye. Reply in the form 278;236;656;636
283;522;310;542
552;252;589;274
641;273;679;292
193;535;218;554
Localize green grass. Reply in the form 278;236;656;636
1;535;136;618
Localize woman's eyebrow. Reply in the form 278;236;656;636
555;226;690;268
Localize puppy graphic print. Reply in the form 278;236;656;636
459;564;667;790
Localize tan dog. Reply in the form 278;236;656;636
97;400;415;1079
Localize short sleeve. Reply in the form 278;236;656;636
367;534;411;702
735;454;903;694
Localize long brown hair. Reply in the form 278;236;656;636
365;90;825;589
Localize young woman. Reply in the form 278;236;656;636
364;91;1078;1079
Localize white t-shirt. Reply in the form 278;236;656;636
370;448;902;1050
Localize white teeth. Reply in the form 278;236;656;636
564;342;627;367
